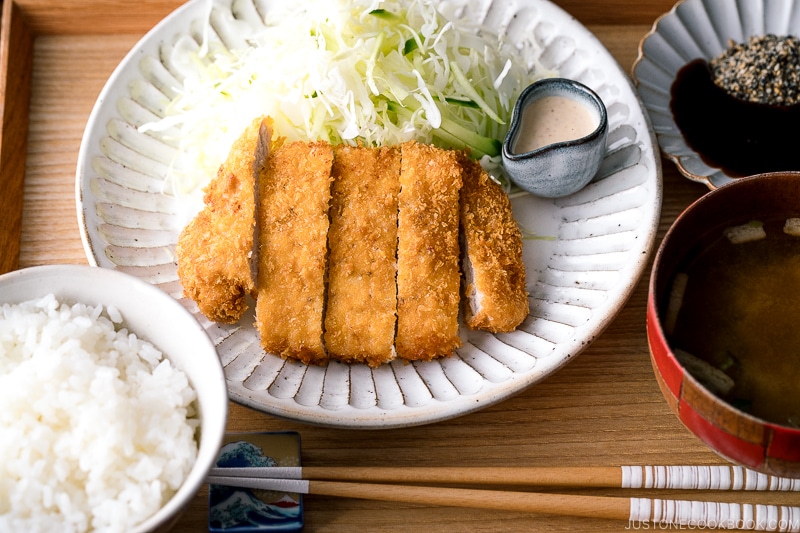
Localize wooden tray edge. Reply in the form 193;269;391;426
0;0;34;275
11;0;185;35
0;0;186;276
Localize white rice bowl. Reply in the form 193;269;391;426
0;265;228;533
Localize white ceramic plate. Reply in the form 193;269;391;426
77;0;662;428
632;0;800;189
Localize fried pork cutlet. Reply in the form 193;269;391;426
256;140;333;365
395;141;463;361
459;155;529;332
324;145;400;367
176;116;271;323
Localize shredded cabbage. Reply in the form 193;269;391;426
139;0;552;195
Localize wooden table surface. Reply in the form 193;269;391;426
3;0;798;531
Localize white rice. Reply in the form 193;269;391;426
0;294;199;533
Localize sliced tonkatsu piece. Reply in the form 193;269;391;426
459;154;529;332
395;141;463;361
256;140;333;365
176;116;271;324
324;145;401;367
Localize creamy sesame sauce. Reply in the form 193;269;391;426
511;95;598;154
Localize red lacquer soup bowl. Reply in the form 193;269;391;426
647;172;800;477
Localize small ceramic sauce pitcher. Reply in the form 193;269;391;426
502;78;608;198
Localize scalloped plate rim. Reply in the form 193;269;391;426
631;0;793;190
76;0;662;428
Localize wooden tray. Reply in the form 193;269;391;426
4;1;796;531
0;0;680;269
0;0;678;273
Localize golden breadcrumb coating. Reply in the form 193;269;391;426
179;123;529;365
176;116;271;323
395;141;463;361
256;140;333;365
324;145;401;367
459;154;529;332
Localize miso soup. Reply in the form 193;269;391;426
665;218;800;428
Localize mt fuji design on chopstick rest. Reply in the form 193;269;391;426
209;431;303;532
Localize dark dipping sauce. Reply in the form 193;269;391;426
670;58;800;177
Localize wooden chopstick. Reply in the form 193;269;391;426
207;465;800;491
205;476;800;530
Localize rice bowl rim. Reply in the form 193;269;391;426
0;264;229;533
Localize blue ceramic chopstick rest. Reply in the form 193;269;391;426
208;431;304;533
